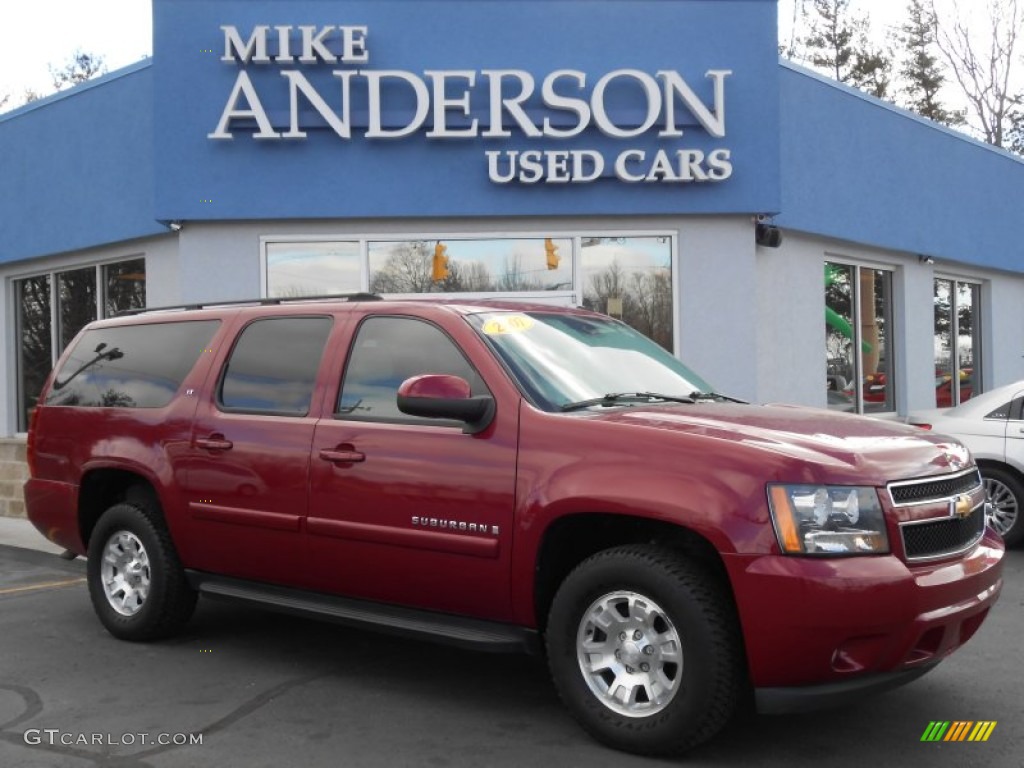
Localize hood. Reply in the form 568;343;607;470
584;402;971;485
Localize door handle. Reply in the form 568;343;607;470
319;447;366;464
196;435;234;451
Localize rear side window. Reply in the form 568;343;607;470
46;321;220;408
220;317;332;415
985;400;1013;420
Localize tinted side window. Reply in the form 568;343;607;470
338;316;486;422
46;321;220;408
220;317;332;415
1011;396;1024;421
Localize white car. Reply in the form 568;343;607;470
908;380;1024;547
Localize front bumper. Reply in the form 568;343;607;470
723;528;1003;711
756;662;940;714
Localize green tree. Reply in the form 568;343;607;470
801;0;893;98
897;0;965;125
1009;101;1024;153
50;50;107;91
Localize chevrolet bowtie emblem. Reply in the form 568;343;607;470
951;494;973;519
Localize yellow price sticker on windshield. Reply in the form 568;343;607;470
482;314;535;335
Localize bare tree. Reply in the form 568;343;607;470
931;0;1021;147
782;0;811;58
370;241;437;294
584;263;674;352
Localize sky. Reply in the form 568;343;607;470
0;1;1007;112
0;1;152;103
778;0;912;54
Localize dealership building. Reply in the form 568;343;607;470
1;0;1023;514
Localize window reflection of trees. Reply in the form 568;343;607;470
934;279;980;406
59;268;97;350
104;259;146;316
580;238;673;353
15;258;146;430
368;239;572;294
16;276;52;430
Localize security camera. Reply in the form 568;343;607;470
755;222;783;248
755;214;770;223
168;221;183;232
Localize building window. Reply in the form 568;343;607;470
15;276;52;432
13;257;146;431
368;238;573;294
579;236;674;352
262;233;675;352
265;241;360;298
825;262;895;413
58;268;97;350
934;278;980;407
104;258;146;316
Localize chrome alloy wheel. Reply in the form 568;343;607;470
985;477;1019;537
100;530;152;616
576;590;683;717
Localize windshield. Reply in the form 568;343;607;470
468;311;714;411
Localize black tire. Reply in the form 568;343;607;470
87;502;197;641
545;545;744;756
983;466;1024;548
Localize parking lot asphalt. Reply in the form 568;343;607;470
0;539;1021;768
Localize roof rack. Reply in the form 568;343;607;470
116;292;383;317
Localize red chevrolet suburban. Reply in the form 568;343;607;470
25;296;1004;755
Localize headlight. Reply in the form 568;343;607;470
767;484;889;555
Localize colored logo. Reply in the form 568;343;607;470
921;721;997;742
951;494;973;519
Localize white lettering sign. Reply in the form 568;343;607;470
210;25;734;185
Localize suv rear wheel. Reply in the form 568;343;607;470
545;544;743;756
87;502;197;641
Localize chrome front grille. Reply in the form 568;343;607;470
889;469;987;562
888;468;982;505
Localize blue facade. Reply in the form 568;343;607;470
0;63;163;265
151;0;781;221
0;0;1021;274
776;63;1024;273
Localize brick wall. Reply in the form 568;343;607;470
0;439;28;518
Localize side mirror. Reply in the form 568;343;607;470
396;374;495;434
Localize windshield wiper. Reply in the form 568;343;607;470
688;390;748;404
560;392;696;412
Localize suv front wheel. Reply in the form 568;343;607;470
545;545;743;756
87;502;197;641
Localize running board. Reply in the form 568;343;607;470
186;571;539;655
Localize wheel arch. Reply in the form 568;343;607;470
975;457;1024;485
78;468;163;548
533;512;734;634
